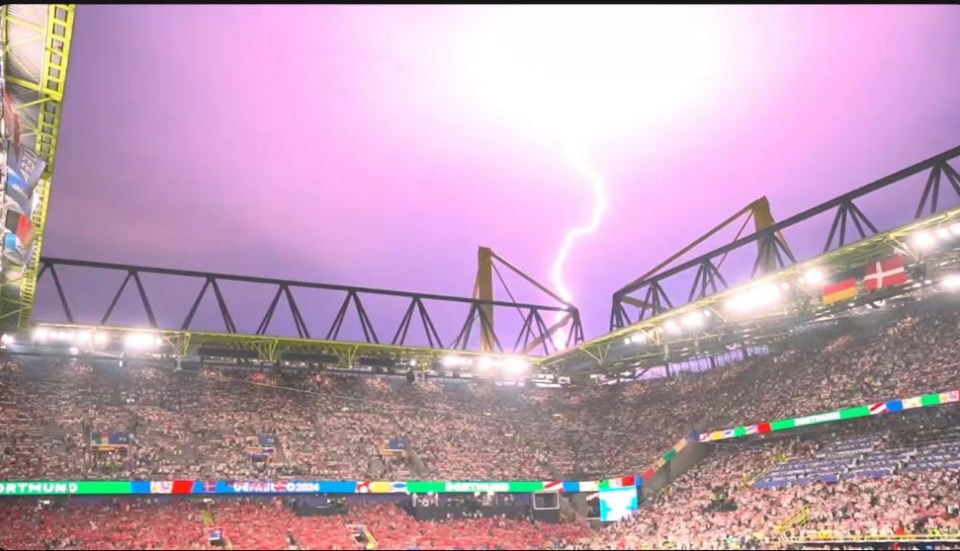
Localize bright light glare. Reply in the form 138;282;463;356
938;228;950;239
726;283;781;313
910;231;936;250
802;268;824;286
477;356;493;371
125;333;159;350
682;311;705;329
630;333;646;344
94;332;110;346
0;334;13;345
469;7;726;347
33;328;49;342
663;320;680;334
501;357;529;375
951;223;960;236
468;6;724;139
943;274;960;290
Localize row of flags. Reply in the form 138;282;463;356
1;81;48;270
699;389;960;443
822;254;909;305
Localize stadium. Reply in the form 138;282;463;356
1;4;959;550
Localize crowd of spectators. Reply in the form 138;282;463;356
0;299;959;548
572;406;960;549
0;498;208;550
2;302;958;483
0;497;592;550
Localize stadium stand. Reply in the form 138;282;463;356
2;301;959;483
598;406;960;549
1;300;959;549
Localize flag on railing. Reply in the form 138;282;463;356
380;438;409;458
245;436;276;461
91;432;130;450
864;255;908;291
4;142;46;217
822;278;858;305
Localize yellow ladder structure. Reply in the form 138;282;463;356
775;506;810;535
200;509;233;549
742;451;788;489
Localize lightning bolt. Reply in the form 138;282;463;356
549;142;610;349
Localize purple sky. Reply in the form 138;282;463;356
37;5;960;344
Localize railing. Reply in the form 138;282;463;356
788;532;960;544
742;449;789;489
775;505;810;534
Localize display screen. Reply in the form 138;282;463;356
599;487;638;522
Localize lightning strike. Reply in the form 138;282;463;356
549;143;610;349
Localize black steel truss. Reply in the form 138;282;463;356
35;258;584;356
611;145;960;330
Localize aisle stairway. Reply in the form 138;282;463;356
200;508;234;550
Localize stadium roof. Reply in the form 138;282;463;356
541;145;960;376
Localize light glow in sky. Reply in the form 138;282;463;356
467;6;724;346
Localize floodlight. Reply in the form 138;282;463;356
802;268;824;286
942;274;960;290
910;231;935;250
502;357;529;374
682;311;704;328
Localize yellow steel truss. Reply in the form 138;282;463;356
32;322;539;366
540;205;960;372
0;4;75;331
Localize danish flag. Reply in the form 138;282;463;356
864;255;907;291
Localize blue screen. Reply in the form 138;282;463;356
599;487;639;522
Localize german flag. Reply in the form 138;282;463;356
823;278;858;305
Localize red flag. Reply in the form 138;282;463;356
16;214;33;247
864;255;907;291
171;480;194;494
